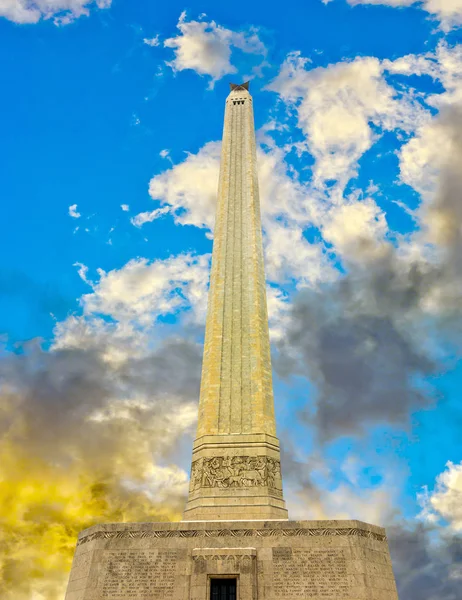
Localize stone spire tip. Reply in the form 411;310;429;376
229;81;250;91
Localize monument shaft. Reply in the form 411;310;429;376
183;83;287;521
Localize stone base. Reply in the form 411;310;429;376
65;519;398;600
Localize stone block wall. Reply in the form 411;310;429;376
64;520;398;600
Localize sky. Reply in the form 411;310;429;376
1;0;462;598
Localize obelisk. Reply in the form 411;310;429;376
183;82;287;521
64;83;399;600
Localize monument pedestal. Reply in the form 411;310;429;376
65;519;398;600
184;434;288;521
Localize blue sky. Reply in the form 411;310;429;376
1;1;462;599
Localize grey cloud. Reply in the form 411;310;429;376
388;523;462;600
275;276;439;440
275;106;462;441
0;335;201;470
119;337;202;399
279;443;326;515
0;332;202;599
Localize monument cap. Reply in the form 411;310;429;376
229;81;250;91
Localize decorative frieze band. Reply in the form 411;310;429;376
189;455;283;492
77;527;387;547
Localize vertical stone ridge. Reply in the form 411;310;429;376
184;85;288;521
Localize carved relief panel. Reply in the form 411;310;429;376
189;456;282;493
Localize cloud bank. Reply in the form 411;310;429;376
329;0;462;31
0;0;111;25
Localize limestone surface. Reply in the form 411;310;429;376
184;83;287;521
65;520;398;600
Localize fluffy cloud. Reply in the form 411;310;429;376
392;43;462;205
58;253;211;343
143;35;160;47
263;39;462;444
322;195;388;263
275;105;462;438
419;461;462;531
138;138;336;287
275;272;437;440
0;248;213;598
164;12;266;86
384;42;462;112
273;102;462;438
397;105;462;328
0;337;198;599
275;152;462;441
283;446;401;524
264;221;333;287
337;0;462;31
268;53;428;190
384;42;462;99
382;47;462;330
68;204;81;218
399;117;454;198
0;0;111;25
131;205;170;227
388;523;462;599
142;141;221;231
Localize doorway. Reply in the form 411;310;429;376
210;578;237;600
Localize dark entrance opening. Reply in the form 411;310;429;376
210;578;237;600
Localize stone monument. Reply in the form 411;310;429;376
64;83;399;600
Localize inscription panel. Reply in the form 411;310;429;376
272;548;349;599
101;549;178;599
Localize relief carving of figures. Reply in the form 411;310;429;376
190;458;203;491
189;456;283;491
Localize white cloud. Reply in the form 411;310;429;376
121;204;130;212
131;205;170;227
267;42;461;209
266;42;462;278
76;253;210;327
73;261;89;283
399;117;451;198
0;0;111;25
266;285;291;341
340;0;462;31
268;53;428;190
143;35;160;47
384;42;462;108
287;451;401;525
144;141;221;231
264;221;333;287
68;204;81;218
322;195;389;264
164;12;266;86
393;43;462;222
54;253;210;367
258;146;335;285
138;139;335;288
418;461;462;531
